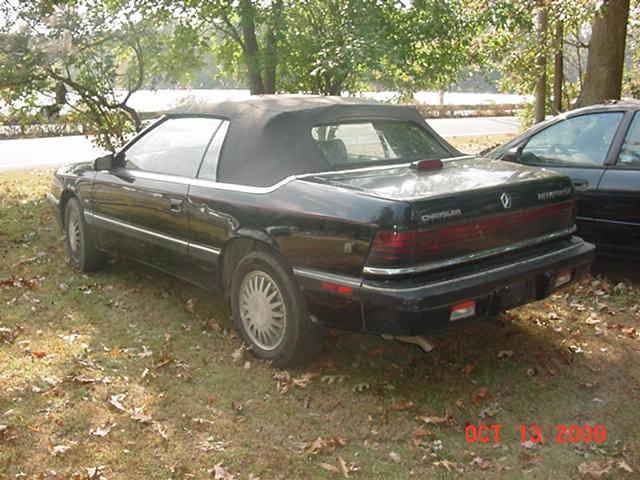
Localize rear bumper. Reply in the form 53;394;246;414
294;236;595;335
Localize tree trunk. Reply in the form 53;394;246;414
552;21;564;113
534;2;548;123
263;0;283;94
238;0;264;95
576;0;630;107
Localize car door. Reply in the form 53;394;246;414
594;111;640;251
514;111;625;239
90;116;223;279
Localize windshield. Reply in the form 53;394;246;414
311;120;453;168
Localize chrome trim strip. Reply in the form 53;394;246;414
363;241;588;293
190;242;221;256
86;211;222;255
577;215;639;227
121;159;433;195
363;226;577;277
292;267;362;288
85;211;190;247
128;169;299;194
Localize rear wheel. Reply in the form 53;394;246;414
230;250;324;367
64;198;104;272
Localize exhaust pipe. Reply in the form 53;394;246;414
382;334;434;353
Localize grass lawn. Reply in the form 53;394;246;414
1;137;639;479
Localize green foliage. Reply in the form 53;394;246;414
278;0;392;95
0;0;204;150
381;0;483;99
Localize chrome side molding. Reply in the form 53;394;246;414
84;211;221;256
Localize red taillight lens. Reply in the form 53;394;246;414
368;230;441;265
367;201;575;269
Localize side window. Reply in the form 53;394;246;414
197;121;229;181
125;117;222;177
617;113;640;168
520;112;623;167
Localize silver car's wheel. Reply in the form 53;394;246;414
67;212;82;255
63;197;105;272
239;270;287;351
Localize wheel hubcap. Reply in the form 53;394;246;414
68;214;81;254
239;270;287;351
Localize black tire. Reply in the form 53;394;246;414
63;197;105;272
230;250;325;368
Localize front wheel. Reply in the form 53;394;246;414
230;250;324;368
64;198;105;272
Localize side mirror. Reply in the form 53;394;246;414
502;146;521;163
94;152;124;171
94;153;114;171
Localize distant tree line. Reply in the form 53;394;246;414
0;0;638;149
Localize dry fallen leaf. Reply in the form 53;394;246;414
497;350;514;359
212;462;235;480
304;436;347;455
86;466;106;479
73;375;97;384
153;421;169;440
320;456;358;478
417;413;454;426
184;297;197;313
231;346;246;363
411;427;434;444
471;456;491;470
578;460;614;478
433;459;457;472
31;351;47;359
390;400;415;411
471;387;491;404
462;363;477;375
130;408;152;423
109;394;127;412
51;443;75;456
90;425;112;437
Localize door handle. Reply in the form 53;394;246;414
572;179;589;191
168;198;183;213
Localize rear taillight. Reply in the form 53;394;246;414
367;201;575;270
368;230;440;266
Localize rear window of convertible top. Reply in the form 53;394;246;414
310;120;452;168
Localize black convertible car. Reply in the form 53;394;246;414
489;101;640;255
48;96;594;366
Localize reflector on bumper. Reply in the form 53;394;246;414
450;300;476;321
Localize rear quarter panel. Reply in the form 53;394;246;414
186;179;410;277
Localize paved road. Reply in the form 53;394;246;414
0;116;520;172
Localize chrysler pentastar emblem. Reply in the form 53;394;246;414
499;192;512;209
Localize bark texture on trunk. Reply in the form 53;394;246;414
534;3;548;123
552;21;564;113
263;0;283;94
239;0;265;95
576;0;630;107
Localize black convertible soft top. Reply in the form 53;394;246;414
172;95;455;187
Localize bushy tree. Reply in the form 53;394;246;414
0;0;204;150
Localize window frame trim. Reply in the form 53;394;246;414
608;110;640;171
196;120;230;181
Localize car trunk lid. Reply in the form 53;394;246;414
305;156;576;276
